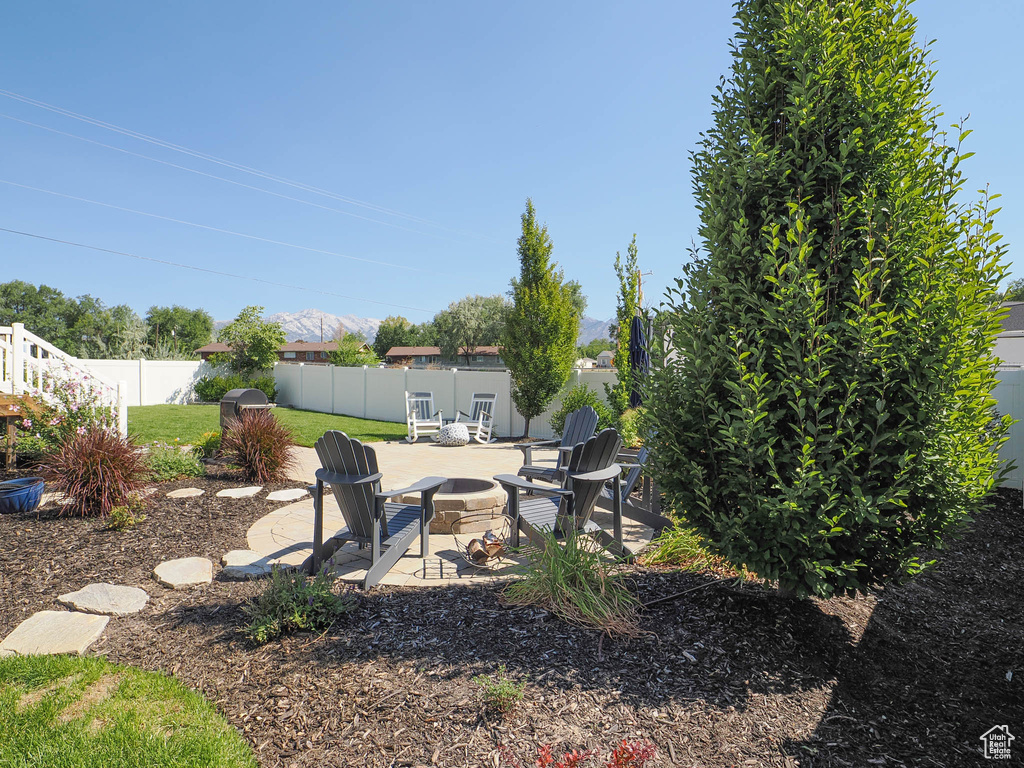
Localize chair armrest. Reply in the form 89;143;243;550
617;462;641;471
566;464;622;483
376;476;446;501
494;474;573;497
315;468;383;486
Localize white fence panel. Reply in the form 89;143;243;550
363;368;409;422
274;364;302;406
300;365;333;414
994;369;1024;488
332;367;366;417
78;359;225;406
455;369;513;436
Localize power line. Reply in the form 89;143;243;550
0;178;423;272
0;88;502;244
0;226;432;313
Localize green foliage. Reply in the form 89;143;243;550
147;442;205;482
473;664;526;715
1001;278;1024;303
503;529;640;637
192;430;221;458
433;294;508;364
641;522;718;571
578;338;614;360
617;408;645;449
549;384;615;436
502;199;581;437
373;315;418;358
107;493;147;531
221;410;296;483
213;305;286;377
605;235;642;416
647;0;1009;598
243;566;357;644
193;374;276;403
330;334;379;367
145;305;214;357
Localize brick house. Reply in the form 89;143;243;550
384;345;505;368
195;339;370;364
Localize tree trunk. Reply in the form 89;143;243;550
521;417;531;440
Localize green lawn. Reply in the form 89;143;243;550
0;654;257;768
129;404;407;447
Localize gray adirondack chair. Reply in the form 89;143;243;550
453;393;497;443
310;431;444;588
405;391;444;442
596;445;672;535
517;405;599;485
497;428;628;556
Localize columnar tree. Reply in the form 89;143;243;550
502;199;580;437
214;305;286;378
605;234;642;415
647;0;1008;597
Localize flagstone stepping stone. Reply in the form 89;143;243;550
221;550;278;579
153;557;213;589
167;487;204;499
0;611;109;657
216;486;262;499
57;583;149;616
266;488;309;502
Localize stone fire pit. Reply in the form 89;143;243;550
397;477;506;534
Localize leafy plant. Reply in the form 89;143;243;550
147;442;205;482
605;235;642;417
640;522;718;571
549;385;615;436
502;199;581;437
433;294;508;365
41;427;150;517
647;0;1009;597
220;410;296;484
243;566;357;644
107;493;147;531
329;334;380;367
211;305;286;378
193;374;276;403
473;664;526;715
192;430;221;459
503;529;640;637
616;408;644;449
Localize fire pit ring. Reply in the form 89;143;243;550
396;477;506;534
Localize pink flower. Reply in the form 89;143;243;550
21;418;32;429
76;426;87;436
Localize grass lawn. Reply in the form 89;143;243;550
129;404;407;447
0;654;256;768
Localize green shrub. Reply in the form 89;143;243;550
41;427;151;517
221;410;295;483
193;374;276;404
549;384;615;437
107;493;147;531
473;664;526;715
243;566;357;644
192;430;221;459
147;442;205;482
503;529;640;637
647;0;1009;598
617;408;645;449
641;522;718;571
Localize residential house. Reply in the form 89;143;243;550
195;339;370;364
384;345;505;368
995;302;1024;366
575;357;597;369
596;350;616;368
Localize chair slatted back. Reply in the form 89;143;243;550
406;391;435;421
315;430;380;539
468;393;496;423
556;428;622;532
619;445;649;501
557;406;599;470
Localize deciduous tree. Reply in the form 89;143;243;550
214;305;286;378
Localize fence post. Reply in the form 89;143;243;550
451;368;458;417
11;322;24;393
330;364;336;414
362;366;368;418
298;364;304;410
117;380;128;436
138;359;146;407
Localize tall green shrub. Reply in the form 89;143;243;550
605;235;642;416
502;199;580;437
647;0;1009;598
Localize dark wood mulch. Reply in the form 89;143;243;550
1;468;1021;767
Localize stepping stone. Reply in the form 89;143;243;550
167;487;204;499
153;557;213;589
0;611;108;657
57;583;149;616
139;487;159;497
221;550;277;579
216;486;262;499
266;488;308;502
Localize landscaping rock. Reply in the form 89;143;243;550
57;583;149;616
0;611;109;657
266;488;308;502
166;487;204;499
216;486;263;499
221;550;277;579
153;557;213;589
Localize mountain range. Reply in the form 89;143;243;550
215;309;614;346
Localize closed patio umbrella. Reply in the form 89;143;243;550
628;314;649;409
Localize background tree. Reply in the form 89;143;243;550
1000;278;1024;303
647;0;1008;598
502;199;580;437
331;333;379;367
433;294;508;365
146;305;214;357
373;315;417;359
107;305;149;359
213;305;286;378
0;281;84;354
605;235;642;415
578;338;614;359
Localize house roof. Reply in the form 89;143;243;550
279;340;339;352
195;342;232;353
596;350;615;358
385;345;503;358
1000;302;1024;333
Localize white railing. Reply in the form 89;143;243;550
0;323;128;435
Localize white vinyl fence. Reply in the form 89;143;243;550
994;368;1024;489
274;365;620;440
78;359;228;407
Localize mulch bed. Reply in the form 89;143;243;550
1;466;1021;767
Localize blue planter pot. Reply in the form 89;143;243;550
0;477;45;514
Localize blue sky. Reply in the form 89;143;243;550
2;1;1021;324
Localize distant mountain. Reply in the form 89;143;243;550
578;316;614;346
214;309;382;343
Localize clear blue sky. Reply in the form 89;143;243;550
2;1;1021;324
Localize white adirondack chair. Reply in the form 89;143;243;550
405;391;443;443
454;393;498;443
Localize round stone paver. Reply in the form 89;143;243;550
166;487;204;499
221;550;279;579
266;488;309;502
0;611;109;657
216;486;263;499
153;557;213;589
57;583;149;616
